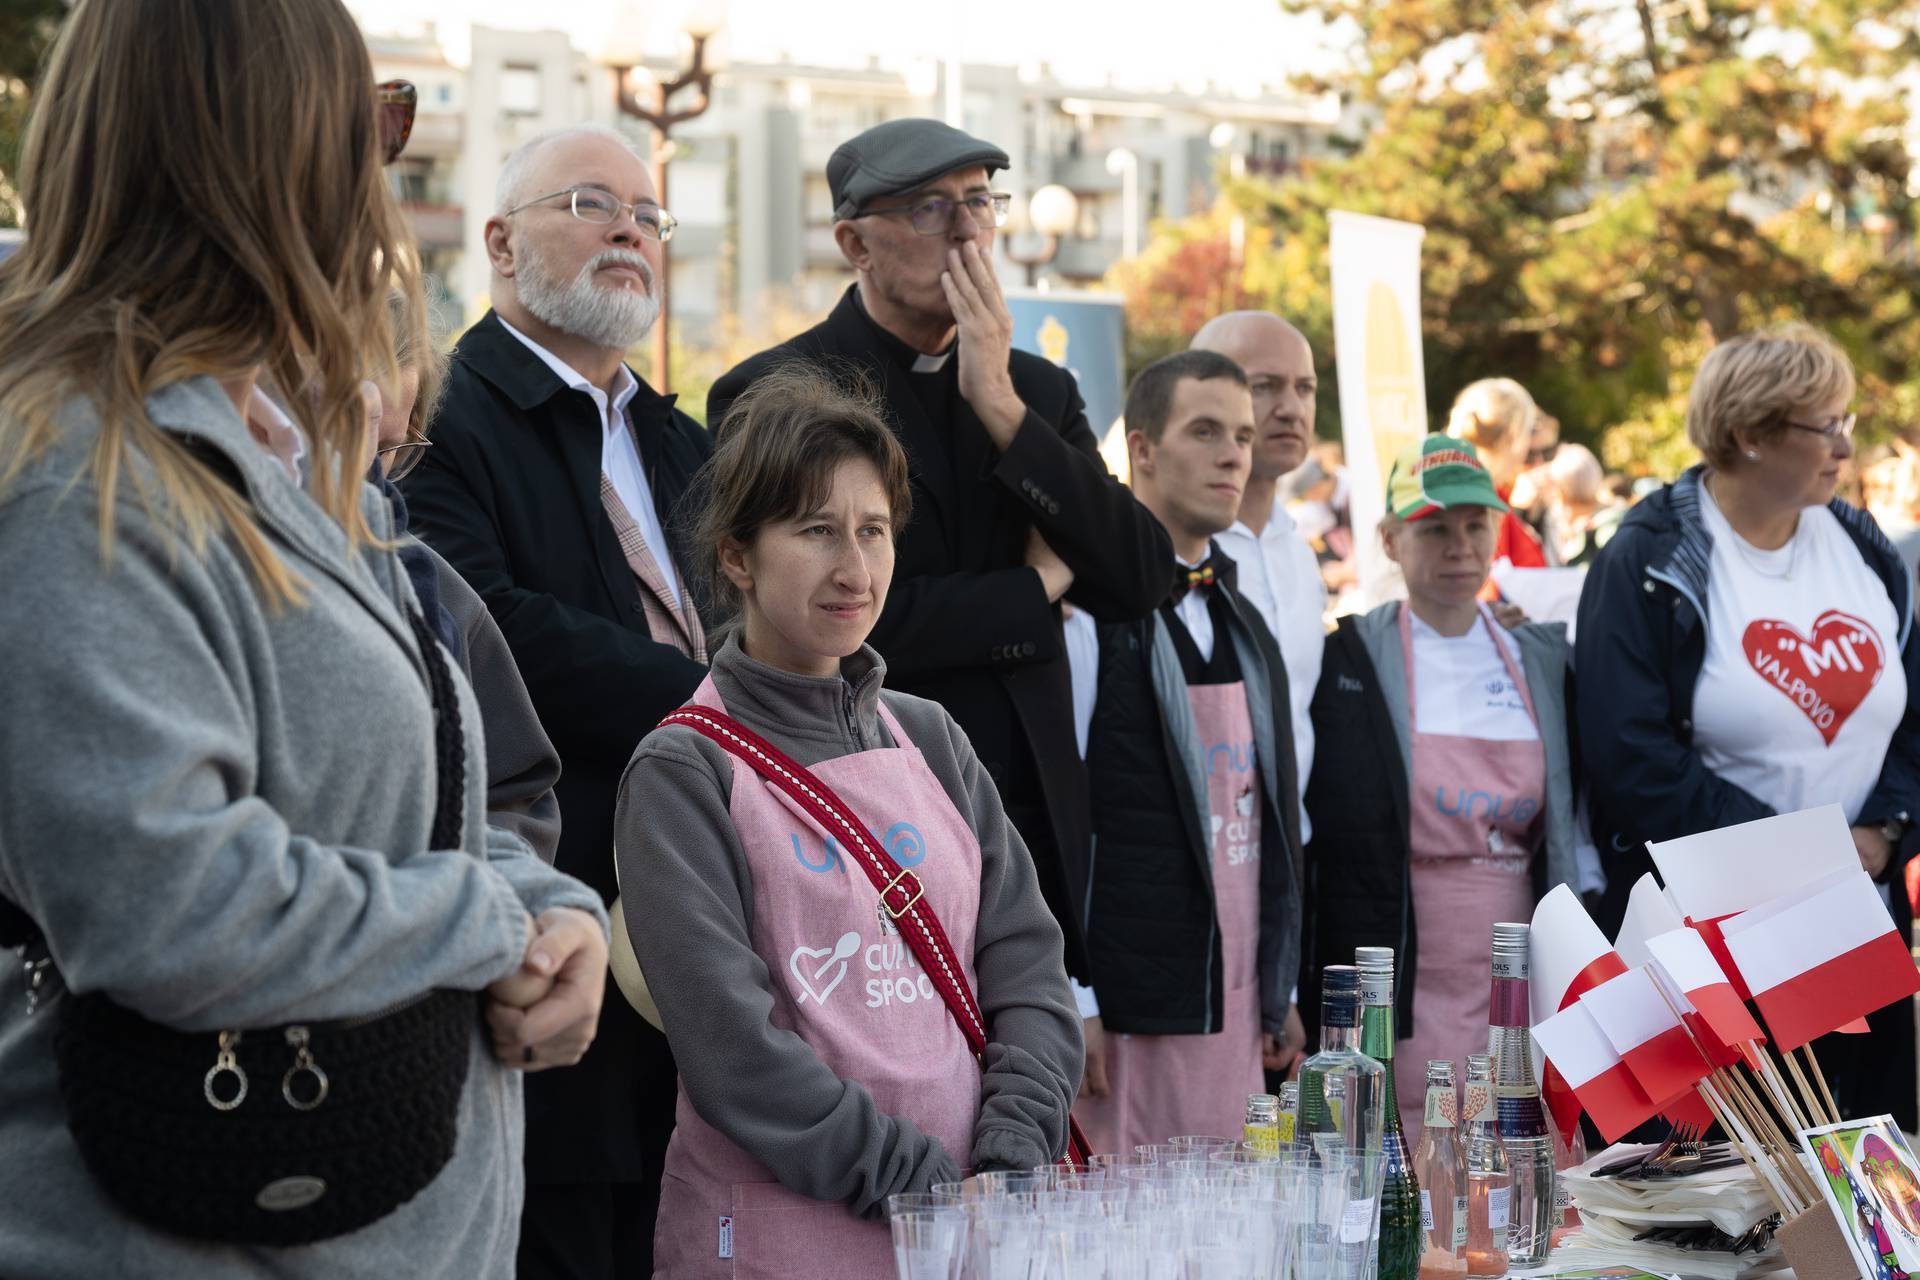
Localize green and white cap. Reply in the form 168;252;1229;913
1385;435;1511;522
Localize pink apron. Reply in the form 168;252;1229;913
1078;679;1266;1156
1395;606;1544;1144
653;678;983;1280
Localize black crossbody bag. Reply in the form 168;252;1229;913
0;609;479;1246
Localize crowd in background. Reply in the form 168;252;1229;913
3;2;1919;1278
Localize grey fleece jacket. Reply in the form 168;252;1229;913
614;635;1083;1219
0;378;606;1278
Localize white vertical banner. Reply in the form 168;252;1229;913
1329;211;1428;603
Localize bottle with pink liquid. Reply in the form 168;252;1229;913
1461;1054;1511;1279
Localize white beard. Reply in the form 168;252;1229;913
516;241;661;350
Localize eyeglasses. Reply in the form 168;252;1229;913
863;192;1012;236
378;80;416;166
377;434;433;480
502;186;678;242
1782;412;1857;442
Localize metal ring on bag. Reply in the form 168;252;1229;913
281;1061;329;1111
205;1061;248;1111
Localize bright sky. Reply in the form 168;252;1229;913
348;0;1341;94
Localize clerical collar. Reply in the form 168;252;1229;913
852;285;957;374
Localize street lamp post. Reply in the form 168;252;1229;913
607;13;722;392
1004;183;1080;287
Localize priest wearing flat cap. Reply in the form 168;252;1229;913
709;119;1170;978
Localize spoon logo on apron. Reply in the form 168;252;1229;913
788;931;862;1005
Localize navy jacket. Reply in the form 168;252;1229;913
1574;464;1920;931
404;311;710;1188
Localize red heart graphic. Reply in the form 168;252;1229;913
1742;610;1887;747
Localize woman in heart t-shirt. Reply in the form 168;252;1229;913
1577;324;1920;1127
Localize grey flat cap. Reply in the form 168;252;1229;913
828;118;1010;220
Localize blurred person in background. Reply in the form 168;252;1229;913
0;1;606;1273
1861;441;1920;582
1576;324;1920;1127
1546;442;1626;568
1446;377;1553;575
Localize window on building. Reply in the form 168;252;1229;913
500;65;541;116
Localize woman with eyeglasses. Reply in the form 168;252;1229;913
1577;324;1920;1126
0;1;606;1274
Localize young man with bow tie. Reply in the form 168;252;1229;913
1067;351;1304;1155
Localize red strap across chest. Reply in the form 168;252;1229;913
660;703;1093;1166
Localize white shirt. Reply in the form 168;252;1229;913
1408;606;1538;742
1216;496;1327;842
1693;487;1906;823
498;316;680;606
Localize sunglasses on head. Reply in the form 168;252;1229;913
378;80;417;166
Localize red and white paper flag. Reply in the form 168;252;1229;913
1644;804;1858;923
1644;925;1764;1061
1533;1001;1658;1144
1530;885;1628;1140
1719;867;1920;1051
1581;966;1711;1106
1615;872;1686;970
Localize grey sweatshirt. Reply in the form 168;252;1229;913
0;378;606;1278
614;635;1083;1218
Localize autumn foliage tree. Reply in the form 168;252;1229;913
1112;0;1920;475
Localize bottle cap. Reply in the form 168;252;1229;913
1489;922;1530;979
1354;945;1395;971
1321;965;1361;1027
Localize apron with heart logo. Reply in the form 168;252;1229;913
1395;604;1544;1139
1076;679;1265;1156
653;676;983;1280
1690;492;1906;825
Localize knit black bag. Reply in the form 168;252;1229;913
18;611;481;1246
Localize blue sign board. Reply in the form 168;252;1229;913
1004;289;1127;443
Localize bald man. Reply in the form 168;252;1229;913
403;124;710;1279
1190;315;1326;1071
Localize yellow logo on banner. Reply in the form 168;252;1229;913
1038;314;1070;366
1364;280;1423;492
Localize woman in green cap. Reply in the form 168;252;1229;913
1298;435;1582;1142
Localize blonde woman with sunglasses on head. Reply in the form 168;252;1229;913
0;2;606;1275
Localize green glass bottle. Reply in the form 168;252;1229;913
1357;945;1421;1280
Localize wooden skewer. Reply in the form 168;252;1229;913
1757;1046;1814;1133
1781;1046;1833;1129
1698;1077;1799;1216
1715;1067;1820;1205
1801;1044;1842;1124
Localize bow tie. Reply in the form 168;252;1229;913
1170;558;1221;604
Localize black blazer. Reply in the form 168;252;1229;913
708;286;1171;976
403;310;709;1185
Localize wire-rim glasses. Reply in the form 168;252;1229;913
503;187;678;242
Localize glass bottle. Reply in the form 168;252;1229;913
1298;965;1386;1279
1298;965;1386;1155
1412;1059;1469;1279
1278;1080;1300;1147
1245;1093;1281;1157
1462;1054;1511;1279
1357;946;1421;1280
1488;922;1555;1269
1548;1108;1587;1249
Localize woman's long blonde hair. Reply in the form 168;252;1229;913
0;0;423;604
